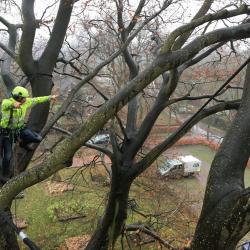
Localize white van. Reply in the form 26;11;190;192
159;155;201;178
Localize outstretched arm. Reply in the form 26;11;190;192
27;95;57;107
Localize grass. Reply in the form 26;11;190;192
13;144;250;249
14;168;107;249
175;144;250;187
178;144;215;163
13;165;195;250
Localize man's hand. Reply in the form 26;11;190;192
13;102;21;108
51;95;58;101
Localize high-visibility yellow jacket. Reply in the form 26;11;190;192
0;96;51;129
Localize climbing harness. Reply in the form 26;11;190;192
0;106;21;178
0;90;54;250
0;212;40;250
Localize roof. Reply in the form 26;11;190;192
166;159;183;166
179;155;201;163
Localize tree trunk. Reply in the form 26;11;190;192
17;75;53;173
86;174;132;250
29;75;54;132
0;208;19;250
192;63;250;250
191;189;243;250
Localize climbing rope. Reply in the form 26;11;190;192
12;130;18;237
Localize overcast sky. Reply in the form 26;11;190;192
0;0;249;57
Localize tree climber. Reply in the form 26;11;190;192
0;86;57;178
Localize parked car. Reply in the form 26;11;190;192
87;133;110;144
159;155;201;178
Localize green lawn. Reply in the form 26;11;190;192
176;144;250;187
13;164;196;250
13;168;107;249
13;144;250;249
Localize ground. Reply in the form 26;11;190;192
13;142;250;249
12;112;250;249
12;146;202;249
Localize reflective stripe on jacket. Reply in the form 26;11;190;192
0;96;51;129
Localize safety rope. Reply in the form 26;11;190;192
12;128;18;241
0;212;40;250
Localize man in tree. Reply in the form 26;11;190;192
0;86;57;178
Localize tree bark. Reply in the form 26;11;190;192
0;208;19;250
1;22;18;92
191;63;250;250
86;170;132;250
28;76;54;131
1;13;250;250
14;0;74;172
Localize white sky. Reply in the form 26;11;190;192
0;0;249;57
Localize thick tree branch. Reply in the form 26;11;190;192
172;0;214;50
39;0;74;70
1;23;19;92
0;17;11;27
128;0;214;159
42;4;171;137
117;1;139;136
179;41;225;73
84;143;113;158
19;0;36;74
120;0;171;136
221;188;250;246
131;100;240;178
1;22;250;207
123;42;225;161
0;43;16;60
161;4;250;53
126;1;232;159
126;0;147;33
191;56;250;250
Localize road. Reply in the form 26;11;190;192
177;111;225;143
163;144;250;218
191;123;224;143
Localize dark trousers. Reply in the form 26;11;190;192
19;127;42;147
0;127;42;177
1;135;13;176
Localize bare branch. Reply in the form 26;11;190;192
51;126;72;136
39;0;74;70
1;21;250;204
161;4;250;53
125;223;175;249
126;0;147;33
39;0;59;21
0;42;16;59
19;0;36;74
42;2;171;136
132;100;240;178
84;143;113;158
